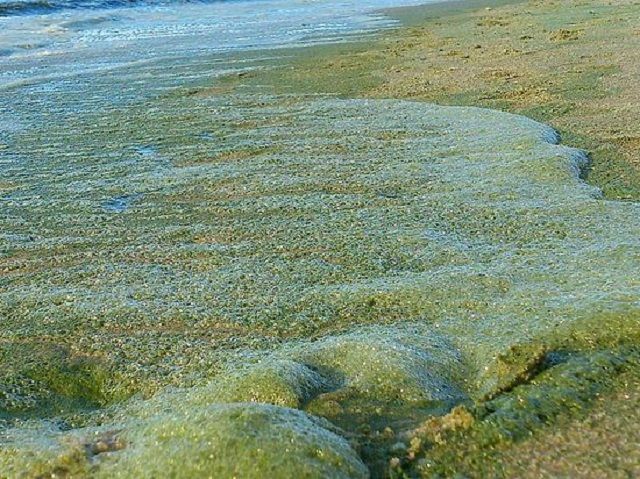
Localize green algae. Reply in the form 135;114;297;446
1;24;640;475
0;89;640;477
0;403;368;479
0;343;119;423
0;425;92;479
210;360;330;409
403;349;639;477
100;404;368;479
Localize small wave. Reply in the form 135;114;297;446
58;14;119;29
0;0;220;17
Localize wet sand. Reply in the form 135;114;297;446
261;0;640;200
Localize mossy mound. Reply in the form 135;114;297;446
206;359;330;409
212;325;468;410
0;404;368;479
101;403;368;479
0;342;117;422
294;326;468;419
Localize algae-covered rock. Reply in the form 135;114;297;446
474;342;548;401
100;403;368;479
0;342;116;421
0;403;368;478
294;326;468;421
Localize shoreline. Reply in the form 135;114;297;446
235;0;640;201
1;0;639;477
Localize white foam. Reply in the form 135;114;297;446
0;0;440;89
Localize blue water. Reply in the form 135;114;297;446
0;0;441;92
0;0;208;17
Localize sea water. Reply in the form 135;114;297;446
0;0;431;91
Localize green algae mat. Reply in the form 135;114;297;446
1;85;639;476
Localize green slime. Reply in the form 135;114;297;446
1;92;638;477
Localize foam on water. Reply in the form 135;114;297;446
0;0;432;91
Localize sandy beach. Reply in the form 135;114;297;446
0;0;639;477
254;0;640;201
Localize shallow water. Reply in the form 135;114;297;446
0;0;430;90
